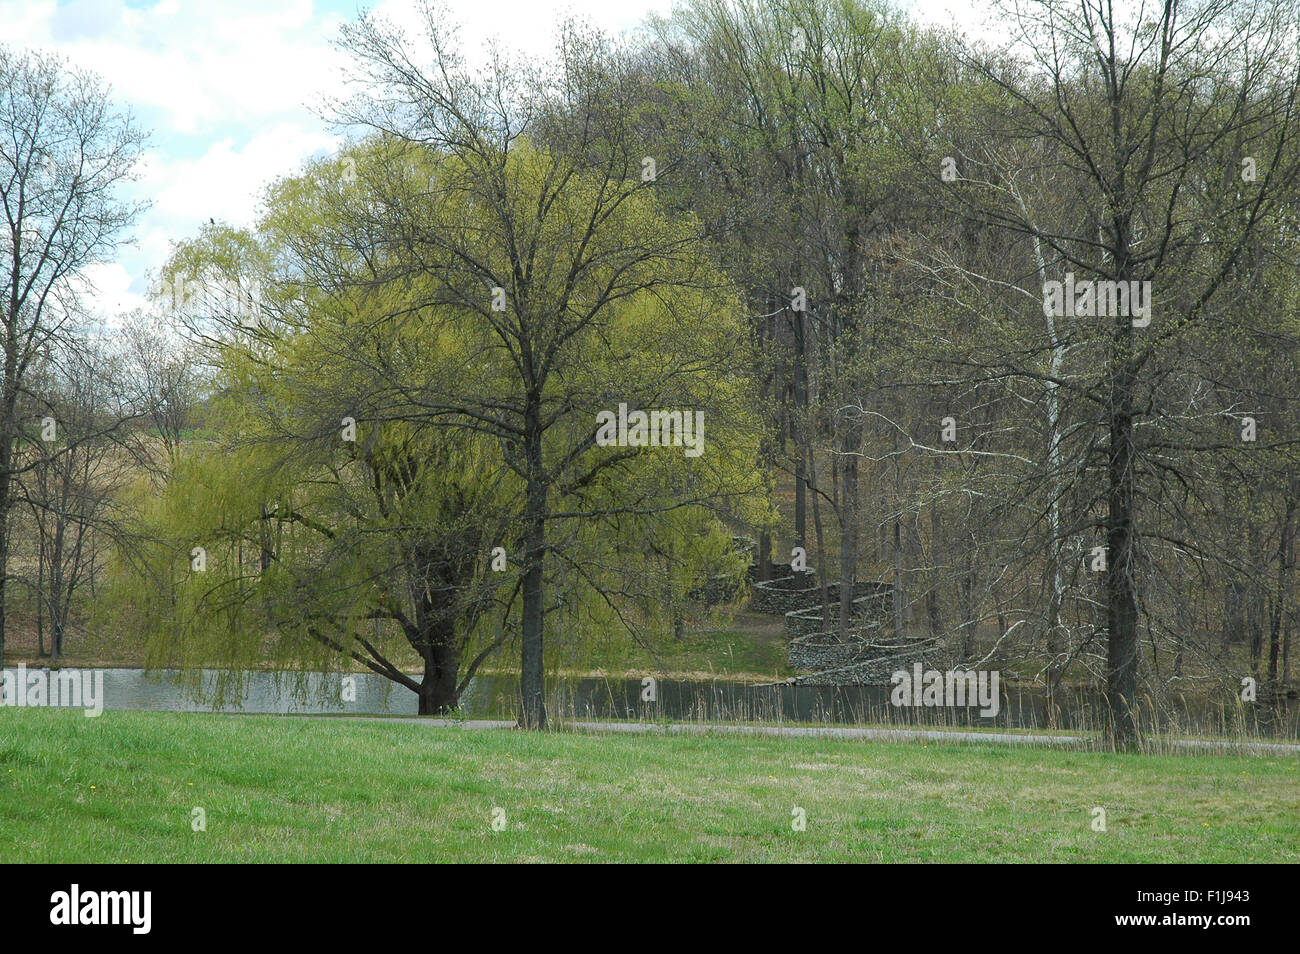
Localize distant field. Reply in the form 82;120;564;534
1;708;1295;862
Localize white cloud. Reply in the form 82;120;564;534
143;123;339;228
370;0;676;68
4;0;350;133
75;261;148;329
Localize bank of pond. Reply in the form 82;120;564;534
1;666;1294;739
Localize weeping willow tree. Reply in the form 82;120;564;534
101;131;767;717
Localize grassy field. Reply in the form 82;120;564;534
1;708;1295;862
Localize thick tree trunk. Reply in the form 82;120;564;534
417;636;460;715
0;334;15;670
792;295;808;546
519;405;547;730
1028;203;1067;668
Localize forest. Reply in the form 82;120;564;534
3;0;1299;753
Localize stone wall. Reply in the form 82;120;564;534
781;583;892;637
749;571;820;614
786;634;937;686
692;539;923;684
748;575;926;684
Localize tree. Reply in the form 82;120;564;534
108;114;763;720
647;0;937;640
919;0;1300;745
328;6;765;727
20;337;132;659
0;44;145;666
118;309;201;480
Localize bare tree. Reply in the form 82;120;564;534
20;337;133;659
921;0;1300;745
118;309;201;479
0;45;145;665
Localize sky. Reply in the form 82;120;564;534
0;0;994;326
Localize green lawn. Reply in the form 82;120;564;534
1;708;1295;862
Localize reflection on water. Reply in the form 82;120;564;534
2;667;1294;737
2;668;409;715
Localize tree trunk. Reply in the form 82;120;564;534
417;635;460;715
49;516;65;660
1248;577;1264;674
1284;610;1293;696
0;474;9;669
1106;351;1141;749
0;331;15;670
839;450;858;641
991;569;1010;640
806;449;832;633
892;517;904;639
794;459;806;547
37;528;46;658
959;567;976;660
1268;493;1295;689
1223;579;1243;656
1286;508;1295;696
926;460;944;640
792;292;809;545
519;404;547;729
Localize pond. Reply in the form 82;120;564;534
2;666;1295;738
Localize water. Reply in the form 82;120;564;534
1;667;409;715
2;666;1295;737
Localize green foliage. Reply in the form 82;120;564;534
101;134;769;689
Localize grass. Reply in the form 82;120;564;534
542;610;792;680
1;708;1296;862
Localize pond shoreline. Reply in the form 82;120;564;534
3;665;1295;740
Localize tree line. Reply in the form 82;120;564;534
3;0;1298;746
